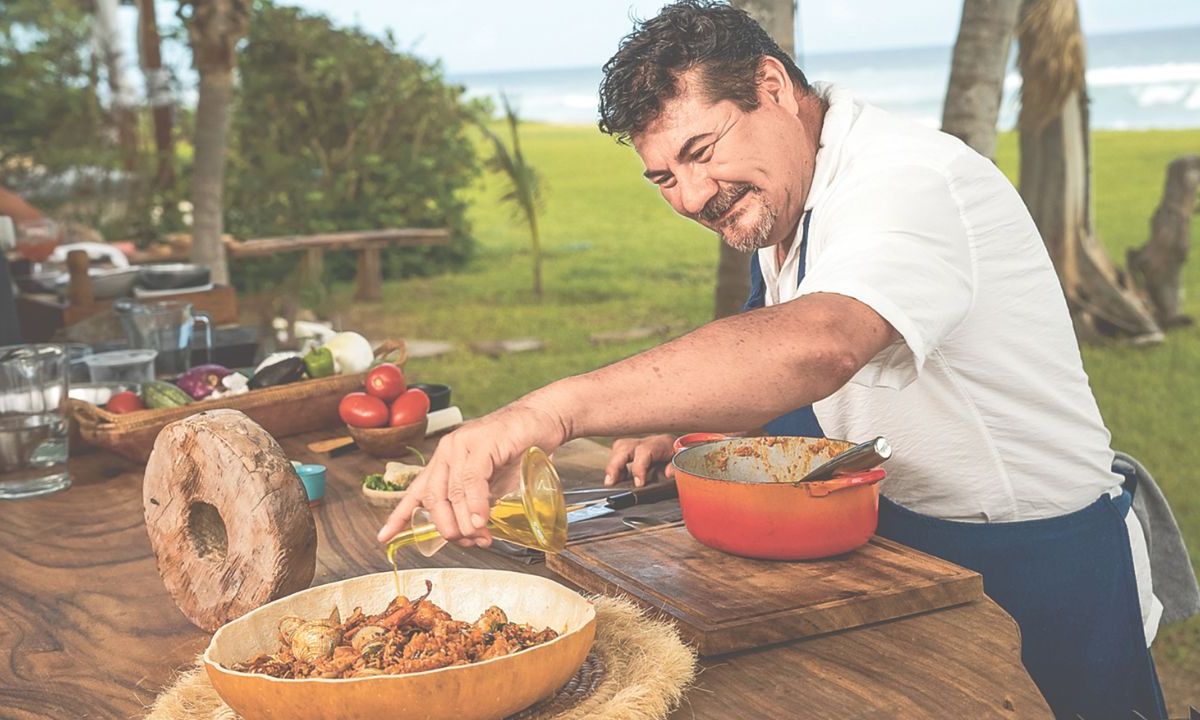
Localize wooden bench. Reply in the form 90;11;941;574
129;228;451;301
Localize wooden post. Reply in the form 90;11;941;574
302;246;324;284
66;250;94;307
1128;155;1200;328
355;246;383;301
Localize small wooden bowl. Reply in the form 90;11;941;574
346;417;427;458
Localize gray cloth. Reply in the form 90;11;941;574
1115;451;1200;625
0;253;21;345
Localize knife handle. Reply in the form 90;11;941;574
606;475;678;509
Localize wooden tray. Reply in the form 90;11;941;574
69;340;406;463
547;522;983;657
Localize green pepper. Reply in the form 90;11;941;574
303;347;335;379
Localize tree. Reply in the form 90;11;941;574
226;2;478;290
477;96;545;298
0;1;107;177
1016;0;1161;343
716;0;796;319
93;0;140;172
1127;155;1200;329
179;0;249;286
941;0;1021;159
138;0;175;190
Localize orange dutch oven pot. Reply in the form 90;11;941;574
671;435;886;560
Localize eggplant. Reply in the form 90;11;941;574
176;364;233;400
249;356;307;389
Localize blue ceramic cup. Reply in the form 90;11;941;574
292;462;326;503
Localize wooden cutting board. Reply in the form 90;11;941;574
547;523;983;656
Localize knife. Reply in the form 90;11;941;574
565;477;678;523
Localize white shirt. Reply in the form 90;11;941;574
758;83;1161;644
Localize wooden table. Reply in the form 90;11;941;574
0;431;1052;719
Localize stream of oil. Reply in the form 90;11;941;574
384;495;566;595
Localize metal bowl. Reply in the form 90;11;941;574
138;263;211;290
53;267;140;300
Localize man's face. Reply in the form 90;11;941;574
633;71;813;252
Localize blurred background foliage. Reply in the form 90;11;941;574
0;0;483;290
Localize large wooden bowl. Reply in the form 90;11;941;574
203;568;596;720
347;417;427;458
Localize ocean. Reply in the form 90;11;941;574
448;25;1200;130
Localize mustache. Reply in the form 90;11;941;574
698;184;755;224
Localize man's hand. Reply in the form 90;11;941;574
603;434;676;487
376;400;570;548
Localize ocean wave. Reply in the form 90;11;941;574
1003;63;1200;91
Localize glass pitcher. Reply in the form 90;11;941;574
115;300;212;378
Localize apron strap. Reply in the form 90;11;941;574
742;211;823;438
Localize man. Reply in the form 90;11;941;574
379;2;1167;716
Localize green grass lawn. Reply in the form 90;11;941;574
338;124;1200;709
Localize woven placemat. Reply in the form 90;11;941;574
144;595;696;720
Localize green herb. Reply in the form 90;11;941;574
362;473;408;492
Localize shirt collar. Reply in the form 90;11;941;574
804;82;862;212
755;84;861;291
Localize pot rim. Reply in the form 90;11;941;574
671;436;880;486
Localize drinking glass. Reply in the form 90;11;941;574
0;344;70;499
15;219;62;263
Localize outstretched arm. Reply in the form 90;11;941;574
377;291;897;546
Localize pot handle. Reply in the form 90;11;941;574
801;468;886;497
673;432;728;453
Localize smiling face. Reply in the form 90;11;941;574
633;59;823;253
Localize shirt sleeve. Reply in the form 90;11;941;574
797;163;975;390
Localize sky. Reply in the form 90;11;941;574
287;0;1200;74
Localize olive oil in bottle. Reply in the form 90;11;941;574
383;447;566;565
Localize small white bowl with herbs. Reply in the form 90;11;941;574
361;453;425;507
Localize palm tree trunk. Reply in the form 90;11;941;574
1017;0;1161;343
182;0;249;287
942;0;1021;159
717;0;796;318
1126;155;1200;328
529;208;543;298
139;0;175;190
94;0;139;171
191;70;234;284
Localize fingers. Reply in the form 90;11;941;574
603;439;636;486
629;443;657;487
447;449;494;543
377;473;428;542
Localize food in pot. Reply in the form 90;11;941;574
227;581;559;679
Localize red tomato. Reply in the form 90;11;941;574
365;363;406;402
105;390;144;414
339;392;389;428
389;389;430;427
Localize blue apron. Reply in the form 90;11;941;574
744;212;1166;719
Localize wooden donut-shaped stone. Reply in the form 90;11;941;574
143;409;317;631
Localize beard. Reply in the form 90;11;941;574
698;183;778;253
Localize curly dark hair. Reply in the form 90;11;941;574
598;0;809;144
